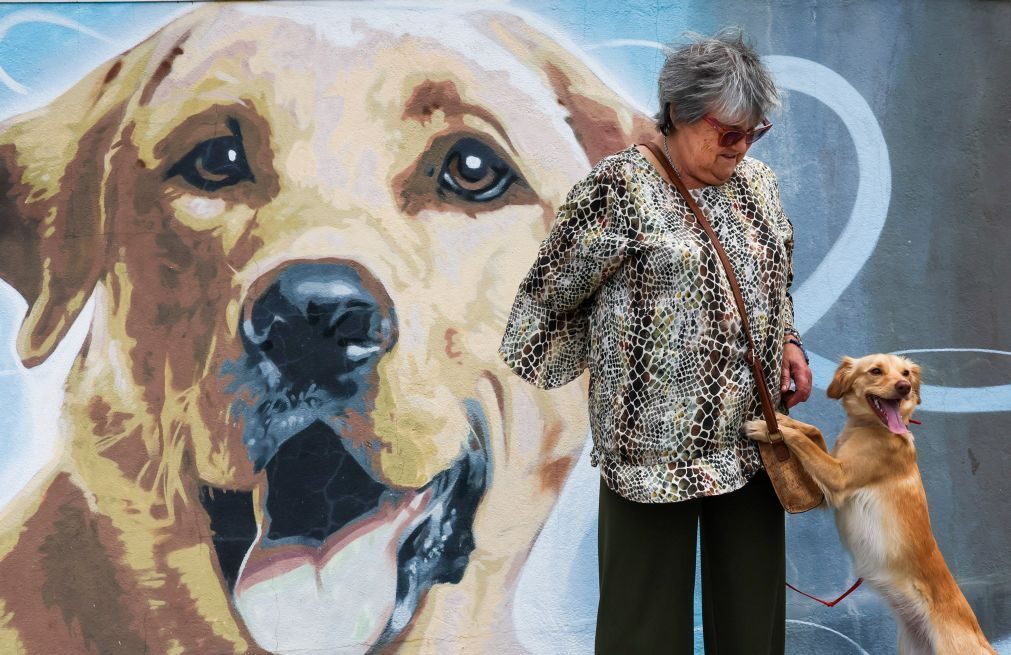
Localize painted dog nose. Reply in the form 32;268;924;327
241;262;397;393
895;379;912;396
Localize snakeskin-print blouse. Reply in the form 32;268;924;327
500;146;795;503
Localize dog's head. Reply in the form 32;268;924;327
827;354;921;433
0;5;652;650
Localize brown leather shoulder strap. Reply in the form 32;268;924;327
640;142;786;451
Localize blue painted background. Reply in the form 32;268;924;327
0;2;1007;653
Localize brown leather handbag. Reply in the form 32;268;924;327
642;142;824;514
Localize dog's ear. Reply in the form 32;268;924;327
0;63;129;367
826;356;857;399
476;12;656;164
907;360;922;404
0;30;176;367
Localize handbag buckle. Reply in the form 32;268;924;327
768;431;790;462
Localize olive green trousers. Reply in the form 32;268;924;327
595;471;785;655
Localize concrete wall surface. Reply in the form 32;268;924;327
0;1;1007;653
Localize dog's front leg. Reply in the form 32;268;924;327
776;414;829;452
742;416;850;503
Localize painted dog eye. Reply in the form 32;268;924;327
869;367;882;375
438;137;518;202
168;118;254;192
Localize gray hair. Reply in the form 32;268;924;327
654;28;780;134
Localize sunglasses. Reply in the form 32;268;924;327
703;115;773;147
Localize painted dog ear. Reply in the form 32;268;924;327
826;356;857;399
0;24;185;367
475;11;656;164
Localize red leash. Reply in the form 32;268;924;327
786;578;864;607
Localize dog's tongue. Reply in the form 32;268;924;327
233;491;431;654
880;399;907;434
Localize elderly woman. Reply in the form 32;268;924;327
500;29;812;654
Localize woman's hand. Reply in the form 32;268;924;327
780;343;812;408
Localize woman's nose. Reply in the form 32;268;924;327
730;138;750;155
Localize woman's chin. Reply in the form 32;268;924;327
708;170;734;185
711;160;740;183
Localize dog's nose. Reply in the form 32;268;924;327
895;379;912;396
241;263;397;392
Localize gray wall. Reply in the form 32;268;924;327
0;1;1007;653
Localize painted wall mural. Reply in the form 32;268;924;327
0;2;1007;654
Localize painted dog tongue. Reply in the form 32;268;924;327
233;490;431;654
880;398;907;434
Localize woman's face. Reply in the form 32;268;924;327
667;111;755;188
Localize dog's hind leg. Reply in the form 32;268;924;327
893;598;937;655
897;623;931;655
930;620;997;655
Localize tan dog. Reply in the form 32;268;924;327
0;5;653;654
744;354;995;655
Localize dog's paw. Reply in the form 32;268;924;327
741;419;771;442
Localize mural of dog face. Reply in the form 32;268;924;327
0;4;651;653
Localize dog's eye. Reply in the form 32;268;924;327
438;137;518;202
902;370;910;377
168;121;254;192
869;367;882;375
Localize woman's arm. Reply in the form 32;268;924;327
518;167;630;313
499;163;631;389
761;164;812;407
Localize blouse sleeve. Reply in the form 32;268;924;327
770;171;797;335
751;159;797;335
499;163;631;389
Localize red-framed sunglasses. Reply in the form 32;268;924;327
703;115;773;147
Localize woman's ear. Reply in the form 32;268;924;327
826;356;856;399
658;102;672;135
666;103;677;133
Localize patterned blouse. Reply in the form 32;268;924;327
499;146;796;503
